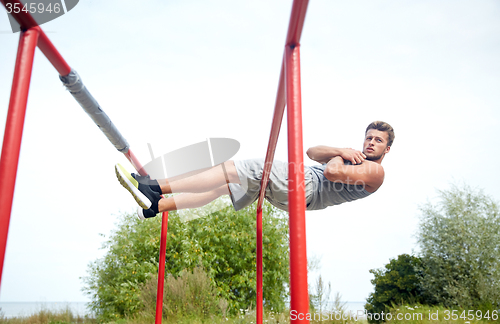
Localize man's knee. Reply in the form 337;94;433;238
215;184;231;197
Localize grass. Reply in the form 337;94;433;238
1;306;366;324
378;304;500;324
2;304;498;324
112;308;368;324
0;306;96;324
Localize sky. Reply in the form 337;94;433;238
0;0;499;304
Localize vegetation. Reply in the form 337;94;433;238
10;183;500;323
365;254;424;323
1;306;363;324
3;304;499;324
1;273;357;324
82;201;289;322
365;183;500;323
138;267;227;321
375;304;499;324
0;306;95;324
416;183;500;309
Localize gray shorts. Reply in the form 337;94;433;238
228;159;314;212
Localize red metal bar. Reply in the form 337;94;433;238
285;44;309;323
255;1;309;322
37;29;71;76
123;149;147;176
2;2;167;316
256;60;286;213
285;0;309;46
255;59;286;324
0;27;39;287
255;207;263;324
123;149;167;323
155;211;169;324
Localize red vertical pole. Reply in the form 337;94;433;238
123;149;168;324
285;44;309;323
0;27;40;288
155;211;169;324
256;207;263;323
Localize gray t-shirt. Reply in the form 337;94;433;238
229;159;372;212
305;163;372;211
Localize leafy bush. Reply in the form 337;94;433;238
365;254;424;323
417;184;500;309
190;201;289;312
82;201;289;321
138;267;227;321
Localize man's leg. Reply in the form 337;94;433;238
117;160;242;219
158;160;240;194
157;184;230;212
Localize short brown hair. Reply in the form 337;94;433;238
366;121;395;147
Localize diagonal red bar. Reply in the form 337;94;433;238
255;55;286;324
123;149;147;176
0;27;40;288
37;29;71;76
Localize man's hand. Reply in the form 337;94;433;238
324;155;385;192
306;146;366;165
339;148;366;165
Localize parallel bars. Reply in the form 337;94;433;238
0;1;311;323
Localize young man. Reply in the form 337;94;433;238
115;121;394;219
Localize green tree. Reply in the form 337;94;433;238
416;183;500;309
82;201;289;321
365;254;424;323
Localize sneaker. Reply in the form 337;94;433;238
115;163;152;209
137;206;159;220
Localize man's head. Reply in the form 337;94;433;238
363;121;395;162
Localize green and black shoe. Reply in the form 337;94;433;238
115;163;161;210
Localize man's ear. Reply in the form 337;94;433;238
384;146;391;154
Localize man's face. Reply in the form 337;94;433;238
363;129;391;161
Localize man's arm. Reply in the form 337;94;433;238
306;146;366;165
323;156;385;192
